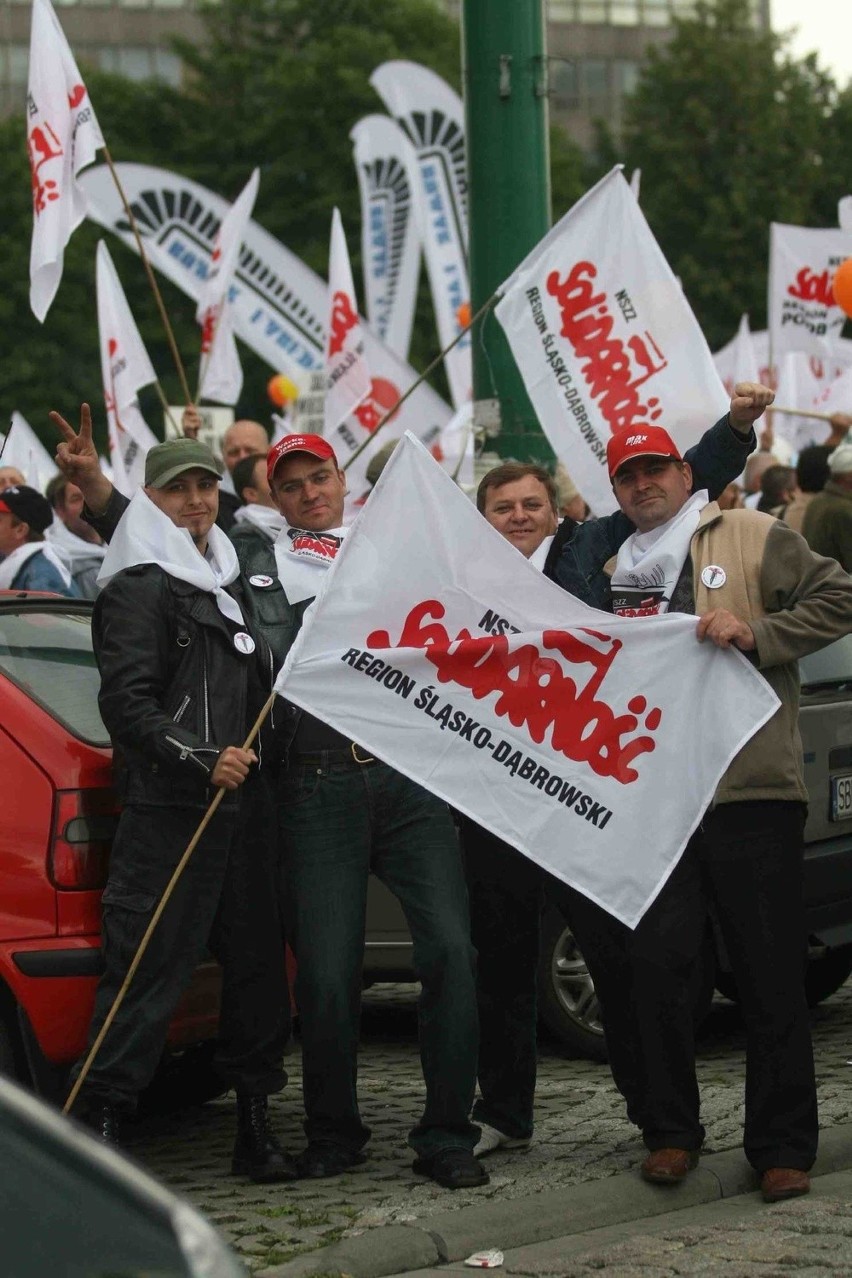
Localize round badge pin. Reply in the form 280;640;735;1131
701;564;727;589
234;632;256;654
249;574;274;588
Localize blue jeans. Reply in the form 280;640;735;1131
279;755;479;1157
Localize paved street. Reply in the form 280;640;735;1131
123;980;852;1275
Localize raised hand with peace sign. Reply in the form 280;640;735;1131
50;403;114;516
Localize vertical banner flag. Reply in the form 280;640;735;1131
325;208;371;433
274;434;779;928
27;0;104;322
96;241;158;496
430;401;474;489
351;115;421;360
495;168;728;516
0;413;58;491
768;223;852;360
197;167;259;405
371;61;471;409
80;163;453;508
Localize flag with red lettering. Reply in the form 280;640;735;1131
196;168;259;405
768;223;852;361
27;0;104;322
494;168;728;517
274;434;778;928
325;207;371;434
96;241;158;495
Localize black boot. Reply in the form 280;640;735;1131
78;1101;122;1149
232;1094;297;1184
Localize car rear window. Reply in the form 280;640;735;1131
0;608;109;746
800;634;852;693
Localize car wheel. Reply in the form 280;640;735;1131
537;904;608;1061
715;942;852;1009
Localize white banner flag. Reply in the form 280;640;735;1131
80;163;453;506
351;115;421;360
27;0;104;322
371;61;471;409
197;168;259;405
429;401;474;490
96;241;158;496
274;435;778;928
325;208;371;433
0;412;58;492
495;168;728;517
768;223;852;360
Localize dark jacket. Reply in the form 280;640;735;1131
546;414;755;606
93;563;275;811
801;480;852;573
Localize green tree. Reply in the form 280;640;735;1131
616;0;841;351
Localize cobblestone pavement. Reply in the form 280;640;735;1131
124;981;852;1274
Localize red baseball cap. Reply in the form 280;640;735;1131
607;426;682;479
266;434;338;485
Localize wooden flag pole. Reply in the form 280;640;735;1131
341;293;498;473
771;406;835;423
63;688;278;1117
102;146;193;410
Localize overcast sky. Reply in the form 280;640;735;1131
770;0;852;89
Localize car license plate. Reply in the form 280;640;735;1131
830;773;852;821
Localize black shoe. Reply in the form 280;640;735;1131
295;1142;367;1179
79;1102;122;1149
413;1148;490;1190
232;1094;298;1184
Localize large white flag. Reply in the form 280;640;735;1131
351;115;421;360
768;223;852;360
371;61;471;409
80;163;453;506
0;412;58;492
197;168;259;405
96;241;158;496
495;168;728;517
27;0;104;322
274;435;778;928
325;208;371;433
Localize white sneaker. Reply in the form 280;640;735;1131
473;1122;532;1157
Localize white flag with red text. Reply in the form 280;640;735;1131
768;223;852;361
27;0;104;322
495;168;728;517
274;434;779;928
197;168;259;405
96;241;158;495
325;207;371;434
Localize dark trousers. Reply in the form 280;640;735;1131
560;801;817;1172
460;817;543;1141
74;775;289;1110
279;757;479;1158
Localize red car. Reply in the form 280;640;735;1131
0;593;222;1103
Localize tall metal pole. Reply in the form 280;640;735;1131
462;0;552;462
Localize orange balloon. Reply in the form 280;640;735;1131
832;258;852;317
456;301;471;329
267;374;299;407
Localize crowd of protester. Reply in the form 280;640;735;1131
0;385;850;1202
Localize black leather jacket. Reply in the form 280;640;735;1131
93;563;275;810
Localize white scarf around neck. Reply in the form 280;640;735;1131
46;519;107;565
273;523;347;604
0;540;73;591
611;489;708;617
97;488;244;627
233;503;285;539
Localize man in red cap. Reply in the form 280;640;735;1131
560;417;852;1203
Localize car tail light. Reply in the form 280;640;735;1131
49;790;119;890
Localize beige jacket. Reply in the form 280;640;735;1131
608;502;852;806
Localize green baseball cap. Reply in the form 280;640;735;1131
144;439;223;489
